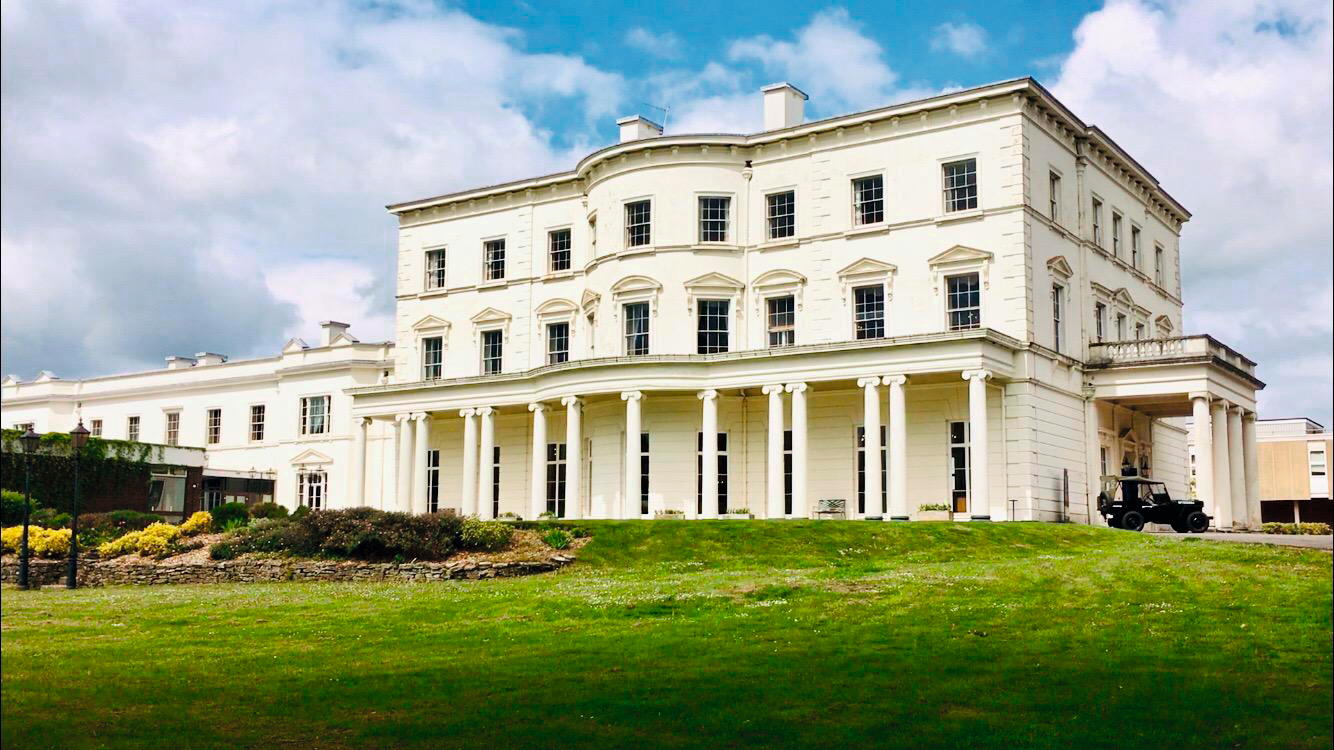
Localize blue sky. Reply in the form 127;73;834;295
1;0;1331;425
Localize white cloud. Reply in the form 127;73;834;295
0;0;620;376
625;27;683;59
1051;0;1333;425
930;22;989;58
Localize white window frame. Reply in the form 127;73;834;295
547;226;573;274
1052;283;1064;353
1094;302;1107;342
1091;196;1104;247
1048;170;1061;222
765;188;797;240
624;198;653;248
1130;224;1142;269
623;301;651;356
945;273;983;331
426;449;441;513
851;173;885;227
766;294;796;348
852;284;886;340
695;298;731;354
1111;210;1123;258
424;246;447;291
421;335;444;379
482;237;506;282
1154;245;1165;286
206;407;222;445
479;328;504;375
298;469;327;509
165;410;181;446
941;156;979;214
300;395;332;436
127;415;140;442
545;321;570;365
697;194;732;244
89;419;103;437
249;404;266;443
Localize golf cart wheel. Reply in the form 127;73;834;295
1185;511;1210;533
1120;511;1146;532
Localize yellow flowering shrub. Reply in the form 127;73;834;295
179;511;213;537
135;522;181;558
97;531;143;559
29;527;71;558
2;525;23;554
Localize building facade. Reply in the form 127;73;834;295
3;78;1266;527
1187;418;1331;525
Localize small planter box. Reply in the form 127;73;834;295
916;510;952;522
654;512;685;520
721;512;754;520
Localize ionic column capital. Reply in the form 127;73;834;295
857;376;881;388
459;407;476;418
561;396;582;408
761;384;785;396
1210;399;1230;413
356;416;372;428
1242;410;1258;423
962;369;992;382
476;406;494;417
785;382;808;394
882;374;909;387
395;412;412;423
1229;403;1247;415
411;412;429;422
528;402;547;413
621;390;644;402
1188;391;1212;402
697;389;718;401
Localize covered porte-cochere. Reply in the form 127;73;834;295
1085;336;1266;529
345;330;1037;522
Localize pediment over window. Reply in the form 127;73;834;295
928;245;993;266
470;307;513;326
581;290;602;315
290;448;333;466
1154;314;1174;334
683;272;744;291
535;298;578;317
753;269;807;289
412;314;451;332
610;275;663;296
1111;287;1136;308
837;257;897;280
1046;255;1074;279
282;338;309;354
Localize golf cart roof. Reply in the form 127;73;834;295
1100;475;1166;486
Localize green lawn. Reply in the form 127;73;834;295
2;522;1330;749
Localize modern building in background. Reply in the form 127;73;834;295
1187;418;1331;525
3;77;1265;526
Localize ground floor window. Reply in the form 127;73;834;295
491;446;501;518
298;470;327;510
949;421;970;513
202;477;224;510
426;449;440;513
784;429;794;515
639;432;650;516
546;443;567;517
856;425;887;515
696;432;729;514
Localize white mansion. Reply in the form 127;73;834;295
2;78;1265;527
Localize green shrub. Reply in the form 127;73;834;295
219;509;462;561
1261;521;1332;535
918;503;951;512
209;541;239;560
460;518;513;552
542;528;573;550
209;502;249;529
248;502;288;520
222;517;249;532
292;505;311;519
179;511;213;536
79;510;162;546
1;489;42;526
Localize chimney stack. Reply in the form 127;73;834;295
617;115;663;143
762;82;808;131
320;320;352;346
193;352;227;366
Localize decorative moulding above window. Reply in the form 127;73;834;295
927;245;993;294
1046;255;1074;280
611;274;665;316
683;272;744;314
580;290;602;317
535;298;579;319
752;269;808;313
470;307;512;342
290;448;333;467
836;258;897;298
1154;314;1175;335
411;315;451;334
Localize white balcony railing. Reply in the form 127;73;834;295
1087;335;1256;376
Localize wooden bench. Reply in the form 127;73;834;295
814;498;847;520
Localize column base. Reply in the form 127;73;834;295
889;515;911;521
970;515;992;521
864;514;884;521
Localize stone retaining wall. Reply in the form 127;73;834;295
0;554;576;588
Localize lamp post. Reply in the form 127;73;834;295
66;421;90;590
18;427;40;590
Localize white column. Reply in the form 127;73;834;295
562;396;583;519
459;408;478;516
763;384;785;519
478;406;495;520
885;375;909;520
349;417;368;508
1293;500;1302;524
411;413;429;515
698;390;719;519
786;383;809;519
1084;389;1103;525
622;391;643;519
1227;406;1246;530
1191;394;1214;519
1211;400;1233;529
1243;412;1261;529
964;370;992;520
396;414;414;514
858;377;882;520
529;403;547;521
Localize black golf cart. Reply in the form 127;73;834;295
1097;475;1210;533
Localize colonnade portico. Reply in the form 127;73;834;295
352;364;1002;521
1189;393;1261;529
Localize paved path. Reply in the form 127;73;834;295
1149;531;1332;550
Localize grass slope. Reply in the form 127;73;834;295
2;522;1330;749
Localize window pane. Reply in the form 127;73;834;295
943;159;978;213
946;273;981;331
766;190;795;239
767;295;795;347
853;285;885;340
547;323;569;365
483;239;506;281
481;330;503;374
699;196;730;243
425;249;447;290
696;299;730;354
625;200;651;247
549;229;571;272
624;302;650;355
422;336;443;379
853;175;884;225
